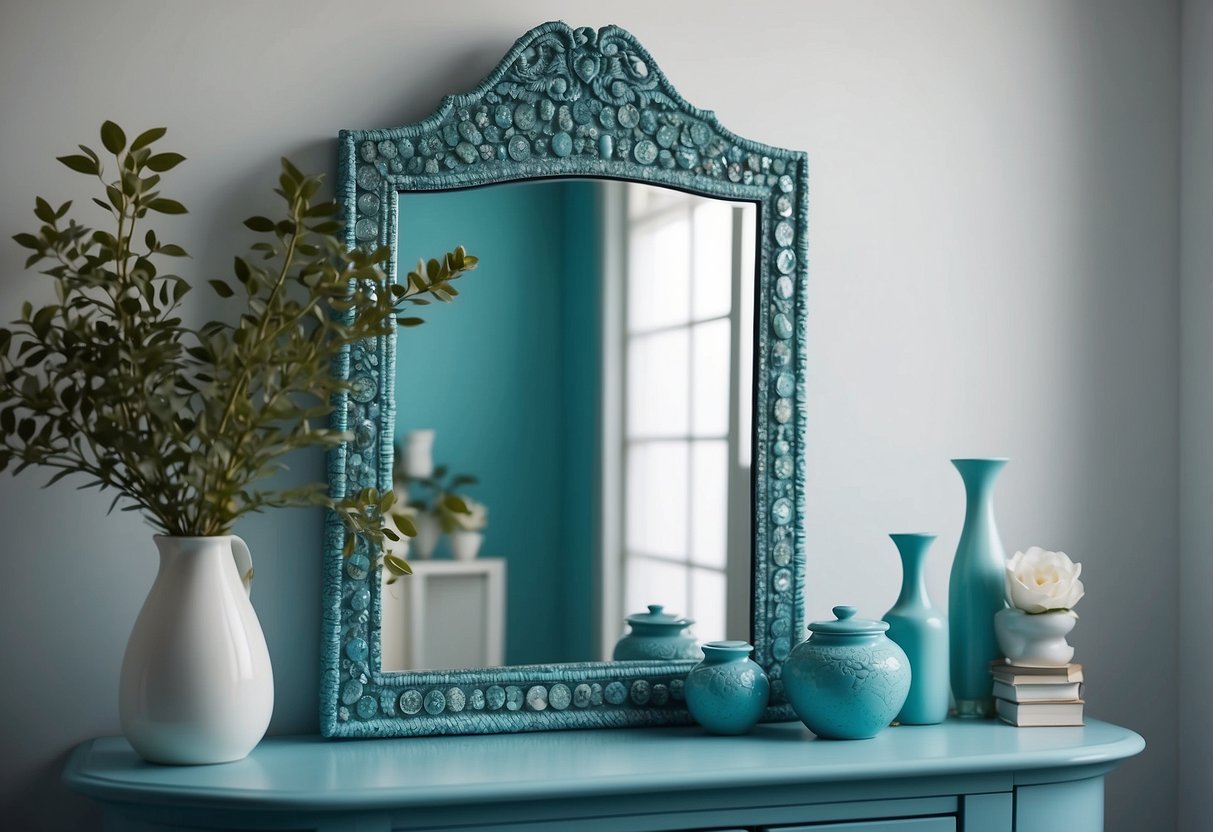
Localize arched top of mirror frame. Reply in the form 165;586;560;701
323;20;807;738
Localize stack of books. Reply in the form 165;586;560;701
991;661;1084;726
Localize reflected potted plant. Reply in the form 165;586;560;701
0;121;477;763
395;459;478;559
448;497;488;560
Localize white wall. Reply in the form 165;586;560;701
1180;0;1213;829
0;2;1181;830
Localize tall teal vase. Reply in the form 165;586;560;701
883;534;949;725
948;458;1008;718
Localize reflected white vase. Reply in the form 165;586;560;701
994;608;1076;667
403;429;436;478
119;536;274;764
412;513;441;559
450;530;484;561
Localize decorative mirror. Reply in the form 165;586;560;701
322;21;806;737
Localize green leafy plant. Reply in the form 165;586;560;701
2;120;478;563
395;459;479;533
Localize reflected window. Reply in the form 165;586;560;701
614;184;755;647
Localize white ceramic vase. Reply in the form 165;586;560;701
994;608;1077;667
119;535;274;764
411;513;441;559
403;429;436;478
450;530;484;561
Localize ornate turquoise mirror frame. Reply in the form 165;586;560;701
322;21;807;737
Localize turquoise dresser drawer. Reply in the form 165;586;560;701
762;818;955;832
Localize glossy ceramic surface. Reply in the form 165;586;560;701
784;606;911;740
883;534;949;725
119;536;273;764
613;605;701;661
948;458;1008;718
324;20;808;737
684;641;770;734
994;608;1077;666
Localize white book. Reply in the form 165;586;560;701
996;698;1084;727
991;679;1082;703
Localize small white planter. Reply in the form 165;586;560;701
450;530;484;561
119;536;273;764
994;608;1077;666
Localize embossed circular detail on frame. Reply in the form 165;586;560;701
774;456;794;480
618;104;640;128
604;681;627;705
630;680;651;705
470;689;486;710
349;374;376;403
775;220;795;246
633;140;658;165
549;683;572;710
345;637;368;662
775;373;795;398
505;685;524;711
447;688;466;713
508;135;531;162
356;165;381;191
774;540;793;566
356;696;378;719
776;249;797;275
773;313;793;340
341;679;363;705
573;683;593;708
776;275;794;299
651;684;670;706
772;497;793;525
486;685;506;710
526;686;549;711
669;679;685;701
399;690;423;715
350;587;371;611
423;690;446;715
773;568;792;593
774;398;792;423
356;192;380;217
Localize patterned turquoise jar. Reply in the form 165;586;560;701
784;606;911;740
613;605;700;661
684;641;770;735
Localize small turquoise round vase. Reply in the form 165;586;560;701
684;641;770;735
784;606;911;740
613;605;700;661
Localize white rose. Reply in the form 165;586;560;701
453;497;488;531
1005;547;1085;613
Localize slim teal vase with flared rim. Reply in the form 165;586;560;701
948;458;1008;718
884;533;949;725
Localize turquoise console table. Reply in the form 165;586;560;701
64;718;1143;832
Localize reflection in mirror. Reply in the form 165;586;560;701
378;180;755;672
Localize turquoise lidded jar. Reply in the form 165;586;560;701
684;641;770;735
883;534;949;725
948;458;1008;718
613;605;700;661
784;606;911;740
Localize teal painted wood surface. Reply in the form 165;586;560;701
65;719;1142;831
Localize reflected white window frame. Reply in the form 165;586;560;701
598;181;755;659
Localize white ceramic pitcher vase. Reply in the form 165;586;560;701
119;535;274;764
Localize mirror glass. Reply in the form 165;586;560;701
379;179;756;672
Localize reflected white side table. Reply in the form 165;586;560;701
380;558;505;670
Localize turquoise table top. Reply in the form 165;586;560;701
64;719;1144;812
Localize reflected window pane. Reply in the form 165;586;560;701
625;557;689;624
692;201;733;320
627;329;689;437
691;319;730;437
690;440;727;569
628;215;690;332
690;567;727;644
738;204;756;469
626;441;688;558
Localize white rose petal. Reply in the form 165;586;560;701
1005;547;1085;613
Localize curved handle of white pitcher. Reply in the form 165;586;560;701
230;535;254;597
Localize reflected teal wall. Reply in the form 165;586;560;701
396;182;600;664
